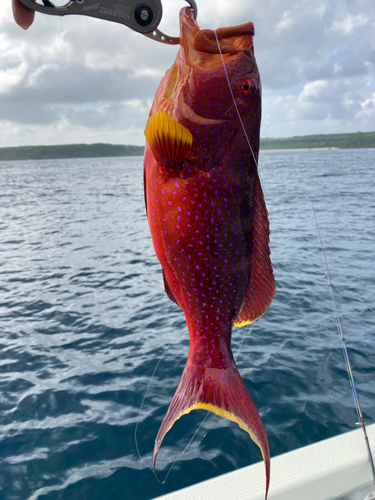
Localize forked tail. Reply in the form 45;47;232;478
153;354;270;499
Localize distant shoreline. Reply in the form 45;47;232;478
261;147;340;152
0;143;144;162
1;131;374;161
260;131;375;152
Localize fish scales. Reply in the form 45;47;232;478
143;7;275;499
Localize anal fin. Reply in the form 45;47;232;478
163;269;180;306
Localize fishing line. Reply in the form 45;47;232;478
213;28;263;405
214;30;259;172
134;340;173;482
134;337;211;484
311;198;375;483
216;26;374;485
234;323;254;357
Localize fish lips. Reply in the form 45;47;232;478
179;7;255;69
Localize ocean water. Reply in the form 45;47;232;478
0;149;374;500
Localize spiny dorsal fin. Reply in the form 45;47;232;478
144;110;193;169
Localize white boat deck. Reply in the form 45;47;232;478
155;424;375;500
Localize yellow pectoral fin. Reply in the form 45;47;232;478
144;110;193;168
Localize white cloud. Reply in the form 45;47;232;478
330;14;368;35
357;93;375;119
129;68;165;80
299;80;329;101
275;11;294;32
1;0;375;147
0;115;146;147
0;61;27;94
25;63;58;88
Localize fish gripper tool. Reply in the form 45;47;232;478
18;0;198;44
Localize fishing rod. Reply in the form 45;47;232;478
311;199;375;484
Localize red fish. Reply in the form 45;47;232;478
143;7;275;498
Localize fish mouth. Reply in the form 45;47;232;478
179;7;254;69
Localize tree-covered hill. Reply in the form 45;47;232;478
260;131;375;150
1;131;375;161
0;143;144;161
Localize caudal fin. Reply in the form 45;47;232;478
153;357;270;499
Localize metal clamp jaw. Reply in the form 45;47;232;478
18;0;197;45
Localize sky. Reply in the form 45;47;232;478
1;0;375;147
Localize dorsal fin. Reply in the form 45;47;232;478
234;173;275;326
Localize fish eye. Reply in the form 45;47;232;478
241;79;253;95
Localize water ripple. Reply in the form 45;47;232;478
0;152;374;499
